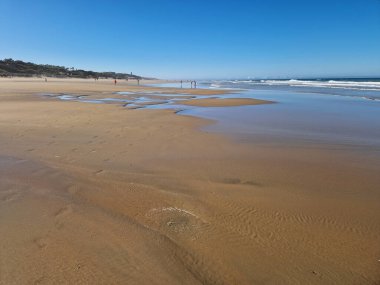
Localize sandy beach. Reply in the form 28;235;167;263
0;78;379;285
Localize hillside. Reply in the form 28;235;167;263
0;58;146;79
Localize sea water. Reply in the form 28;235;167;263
180;79;380;149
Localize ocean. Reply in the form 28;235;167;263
202;78;380;101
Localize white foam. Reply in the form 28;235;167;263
253;79;380;90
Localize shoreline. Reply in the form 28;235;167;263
0;78;379;284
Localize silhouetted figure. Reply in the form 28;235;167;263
180;80;183;88
194;81;197;89
137;78;140;85
114;79;117;85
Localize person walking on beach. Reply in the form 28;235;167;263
114;79;117;85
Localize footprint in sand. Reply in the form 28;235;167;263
54;204;73;229
55;204;73;219
0;190;21;203
34;237;49;249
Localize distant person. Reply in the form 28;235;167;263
194;81;197;89
180;80;183;88
45;78;47;82
114;79;117;85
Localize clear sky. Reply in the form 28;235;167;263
1;0;380;79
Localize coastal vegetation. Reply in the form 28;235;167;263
0;58;146;79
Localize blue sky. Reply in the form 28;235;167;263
1;0;379;79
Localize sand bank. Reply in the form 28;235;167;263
0;78;379;284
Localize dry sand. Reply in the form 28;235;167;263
0;78;379;284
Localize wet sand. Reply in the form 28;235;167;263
181;98;273;107
0;78;379;284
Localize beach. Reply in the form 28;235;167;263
0;77;379;284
